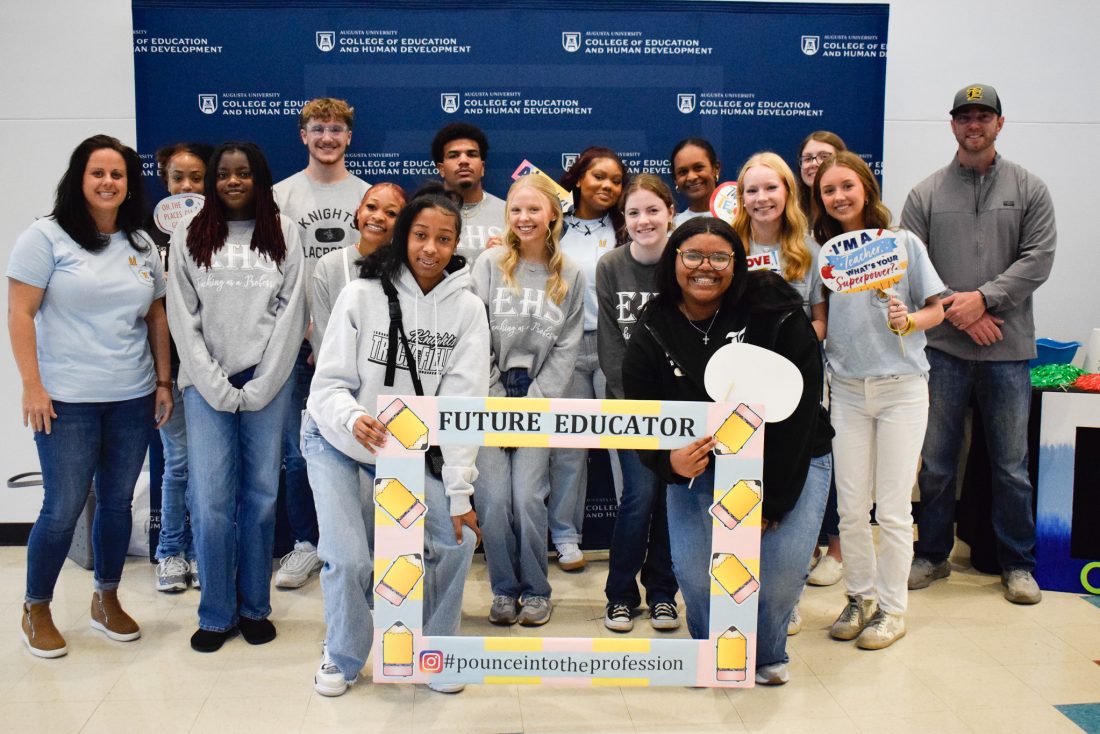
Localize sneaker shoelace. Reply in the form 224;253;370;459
651;602;676;619
608;603;631;620
160;556;189;577
841;596;863;624
280;547;315;572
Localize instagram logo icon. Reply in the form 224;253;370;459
419;650;444;674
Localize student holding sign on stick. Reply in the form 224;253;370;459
811;152;945;650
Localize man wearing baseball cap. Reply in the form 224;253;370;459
900;84;1056;604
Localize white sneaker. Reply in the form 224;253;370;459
787;602;802;636
555;542;586;571
275;541;323;589
155;555;190;592
315;644;355;697
829;594;877;641
755;662;790;685
427;682;465;694
808;555;842;586
1002;569;1042;605
856;610;906;650
189;559;201;590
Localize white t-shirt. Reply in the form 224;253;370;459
7;218;165;402
559;213;616;332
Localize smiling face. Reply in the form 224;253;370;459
300;116;352;167
215;150;255;220
951;105;1003;156
165;152;205;195
82;148;128;226
675;232;735;315
575;157;624;219
818;164;866;232
356;186;404;252
799;138;837;188
507;185;554;249
406;205;458;293
673;144;719;208
436;138;485;195
741;164;787;233
624;188;673;249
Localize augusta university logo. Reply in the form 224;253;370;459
440;93;460;113
198;94;218;115
801;35;820;55
562;32;581;52
316;32;335;52
677;94;696;114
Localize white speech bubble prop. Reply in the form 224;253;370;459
154;193;206;235
703;342;803;422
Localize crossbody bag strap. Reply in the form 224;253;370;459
380;277;425;395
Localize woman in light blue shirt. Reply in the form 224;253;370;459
8;134;172;659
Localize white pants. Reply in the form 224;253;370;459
830;373;928;614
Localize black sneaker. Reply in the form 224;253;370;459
650;601;680;631
190;626;236;653
239;616;276;645
604;602;634;632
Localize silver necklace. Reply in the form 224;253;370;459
461;196;485;220
684;307;720;345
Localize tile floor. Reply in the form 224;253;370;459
2;545;1099;734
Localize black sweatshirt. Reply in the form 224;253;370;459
622;273;832;522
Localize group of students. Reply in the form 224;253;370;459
10;101;948;694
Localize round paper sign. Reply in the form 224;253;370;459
154;193;205;235
703;342;803;422
709;182;739;224
818;228;908;293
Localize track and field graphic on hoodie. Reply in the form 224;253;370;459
366;327;457;376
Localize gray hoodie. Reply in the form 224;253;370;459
167;215;307;412
470;246;585;398
306;263;490;516
310;244;361;352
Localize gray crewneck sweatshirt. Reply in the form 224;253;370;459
167;215;307;412
470;246;585;399
595;244;659;400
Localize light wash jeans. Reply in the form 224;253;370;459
477;446;552;599
916;348;1035;571
831;373;928;614
155;380;193;561
27;394;155;603
666;454;831;660
303;417;475;680
548;330;604;545
184;370;294;632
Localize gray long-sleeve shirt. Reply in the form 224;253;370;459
901;154;1056;361
167;215;307;412
595;244;658;400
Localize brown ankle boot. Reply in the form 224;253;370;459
90;589;141;641
22;602;68;658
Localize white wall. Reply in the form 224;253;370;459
0;0;1095;522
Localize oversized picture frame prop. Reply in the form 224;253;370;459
1035;392;1100;595
373;396;764;688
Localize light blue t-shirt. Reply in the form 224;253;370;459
747;236;825;318
7;218;165;402
824;229;945;378
673;209;709;229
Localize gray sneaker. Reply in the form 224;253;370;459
908;558;950;590
829;594;877;641
155;555;190;592
517;596;552;626
488;595;519;625
1002;569;1042;605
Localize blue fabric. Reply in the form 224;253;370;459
604;448;677;608
155;380;193;560
281;342;319;545
916;347;1035;570
26;394;155;602
6;219;164;402
184;370;294;632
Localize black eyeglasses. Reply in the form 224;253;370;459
677;249;733;270
799;152;834;167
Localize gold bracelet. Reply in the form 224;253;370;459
888;314;916;337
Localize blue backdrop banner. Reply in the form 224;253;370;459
132;0;889;202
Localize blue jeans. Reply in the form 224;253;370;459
184;369;294;632
916;348;1035;571
281;342;318;546
666;454;831;654
26;394;155;603
548;331;604;545
477;446;552;599
155;381;193;560
604;449;677;608
302;417;475;680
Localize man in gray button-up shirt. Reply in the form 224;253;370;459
900;84;1056;605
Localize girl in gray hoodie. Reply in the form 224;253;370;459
304;191;489;696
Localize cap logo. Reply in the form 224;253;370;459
966;86;984;101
